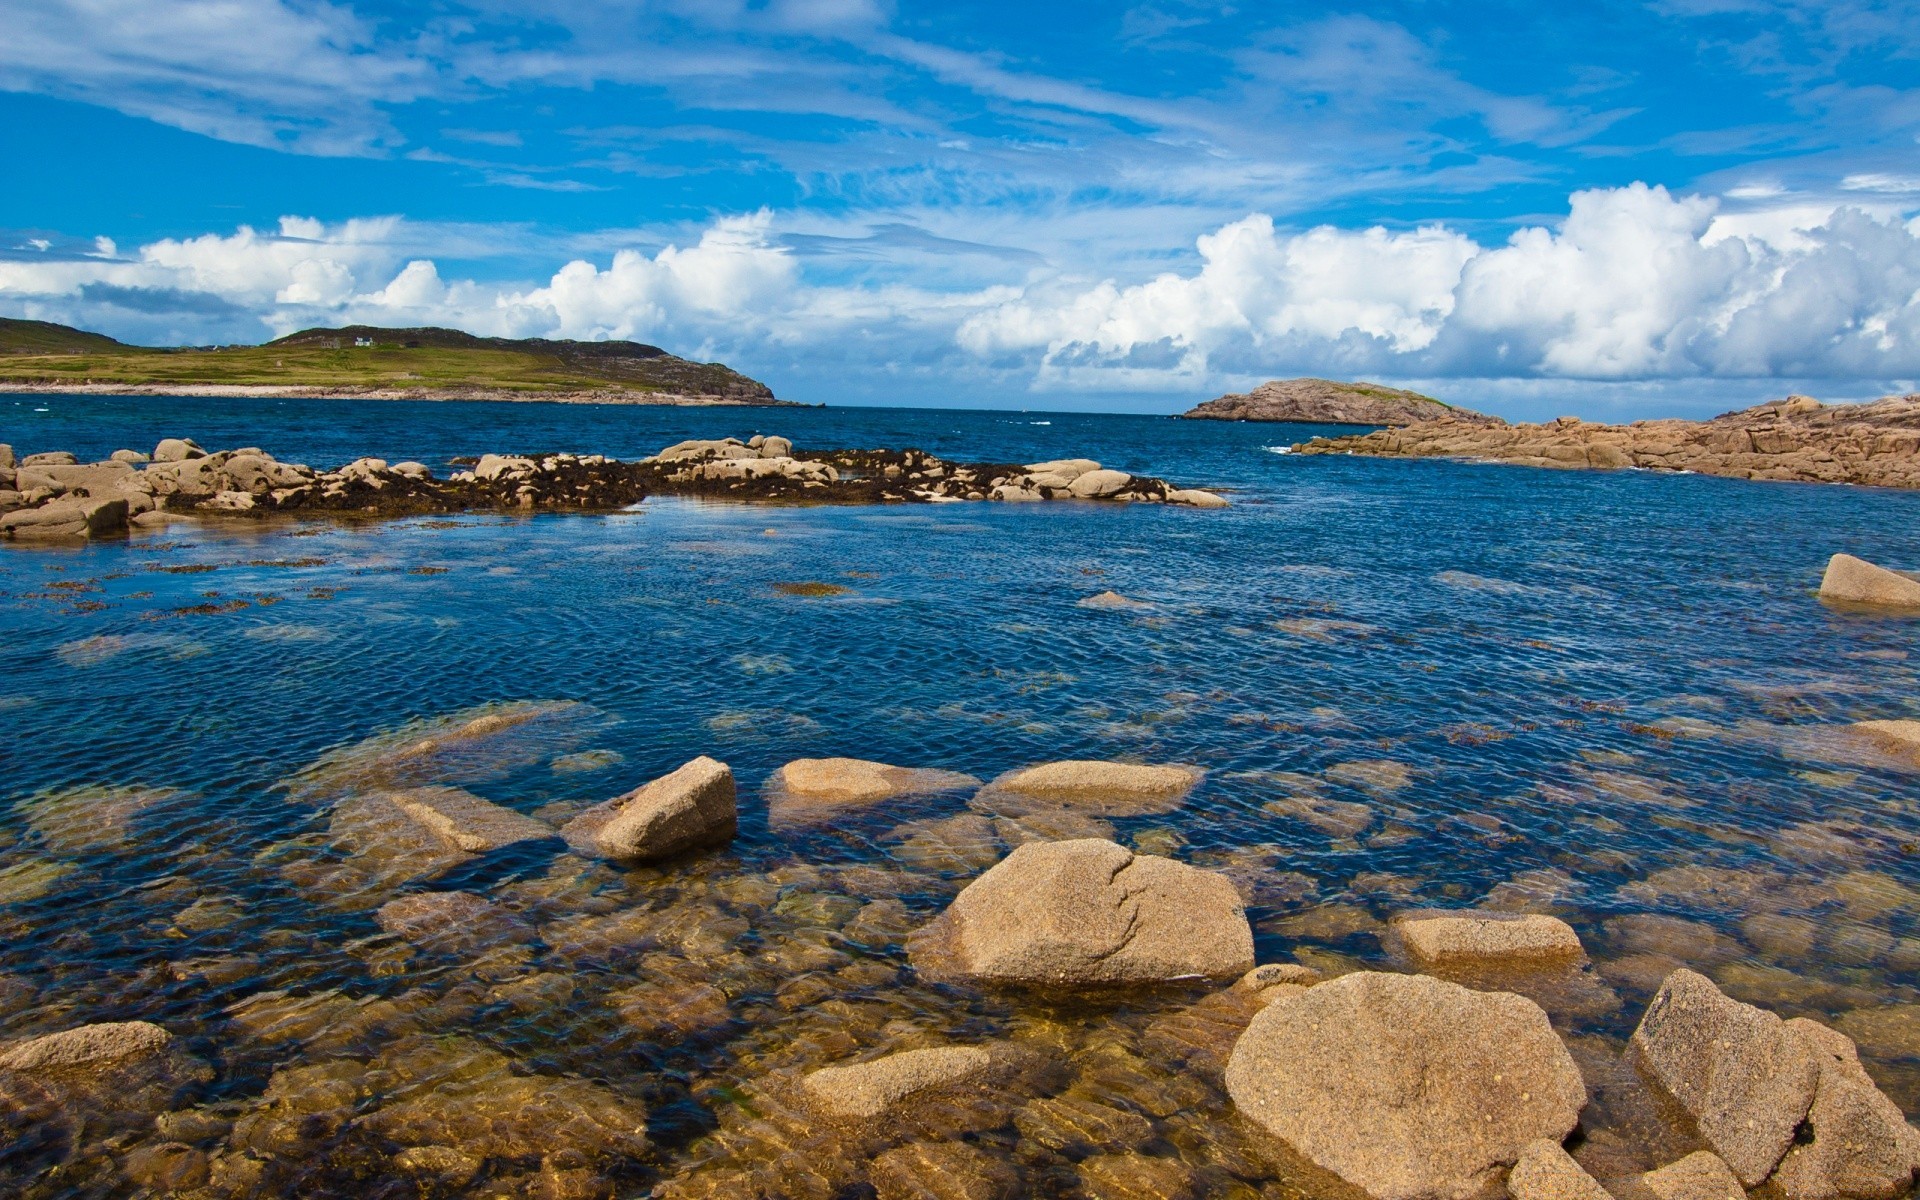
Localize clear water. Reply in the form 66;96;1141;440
4;393;1920;1198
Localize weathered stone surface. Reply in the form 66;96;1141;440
1820;554;1920;608
561;757;736;862
1508;1139;1612;1200
1768;1018;1920;1200
910;838;1253;986
868;1141;1020;1200
971;760;1205;817
1628;968;1820;1186
152;438;206;462
803;1046;992;1118
1224;971;1586;1200
1610;1152;1746;1200
768;757;980;822
388;786;555;852
1292;394;1920;491
0;1021;175;1074
1393;912;1585;967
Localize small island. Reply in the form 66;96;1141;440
1182;377;1492;426
0;319;786;406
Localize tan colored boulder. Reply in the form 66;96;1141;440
1224;971;1586;1200
1819;554;1920;609
1508;1139;1612;1200
562;756;736;862
1168;488;1229;508
387;786;555;852
0;1020;175;1074
1609;1152;1745;1200
1850;720;1920;765
20;451;77;466
972;760;1204;817
769;757;980;822
1629;968;1820;1185
803;1046;993;1118
1767;1018;1920;1200
1069;469;1133;498
152;438;205;462
909;838;1252;985
1393;912;1584;967
1;495;127;538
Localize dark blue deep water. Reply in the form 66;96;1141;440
4;392;1920;1198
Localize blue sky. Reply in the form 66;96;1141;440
1;0;1917;417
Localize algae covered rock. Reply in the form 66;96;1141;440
1224;971;1586;1200
909;838;1251;986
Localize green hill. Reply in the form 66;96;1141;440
0;320;782;403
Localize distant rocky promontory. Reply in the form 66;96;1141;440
1182;378;1492;425
1291;394;1920;490
0;319;788;406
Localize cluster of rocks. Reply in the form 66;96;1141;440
0;434;1227;540
1292;394;1920;489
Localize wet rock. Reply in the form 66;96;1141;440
909;838;1253;986
285;700;609;802
1391;911;1584;967
1835;1005;1920;1060
1606;915;1744;964
1014;1091;1156;1152
1628;968;1820;1185
1819;554;1920;609
1768;1018;1920;1200
15;783;185;854
885;813;1006;872
1325;758;1413;794
376;891;533;955
1075;1151;1198;1200
868;1140;1021;1200
803;1046;993;1118
1265;794;1374;837
992;809;1116;846
1608;1151;1745;1200
123;1140;211;1191
970;760;1205;817
1141;986;1268;1076
767;757;980;823
388;786;556;852
395;1144;483;1190
1848;720;1920;766
0;1021;207;1125
562;756;736;863
612;976;732;1040
1508;1139;1612;1200
1224;971;1586;1200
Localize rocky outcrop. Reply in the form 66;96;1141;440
1820;554;1920;608
909;838;1253;986
969;761;1206;818
0;434;1230;539
1224;971;1587;1200
1629;968;1821;1185
1292;394;1920;490
562;756;737;863
1184;378;1489;426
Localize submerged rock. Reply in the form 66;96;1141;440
562;756;736;862
767;757;980;823
803;1046;994;1119
1628;968;1819;1186
1849;720;1920;766
909;838;1253;985
1224;971;1586;1200
386;786;556;852
1819;554;1920;609
375;891;534;955
970;760;1205;817
868;1141;1020;1200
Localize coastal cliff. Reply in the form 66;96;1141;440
0;319;788;406
1291;394;1920;489
1183;378;1491;425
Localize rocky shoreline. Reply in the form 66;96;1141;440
1291;394;1920;489
0;435;1228;541
5;726;1920;1200
0;382;798;405
1183;377;1494;426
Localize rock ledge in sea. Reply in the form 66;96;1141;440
1183;378;1494;426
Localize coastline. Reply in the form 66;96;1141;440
0;381;800;406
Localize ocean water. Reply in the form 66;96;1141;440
4;393;1920;1198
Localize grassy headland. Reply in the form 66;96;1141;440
0;320;785;405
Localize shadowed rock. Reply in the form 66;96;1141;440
563;756;736;862
1225;971;1586;1200
1628;968;1820;1186
909;838;1252;986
